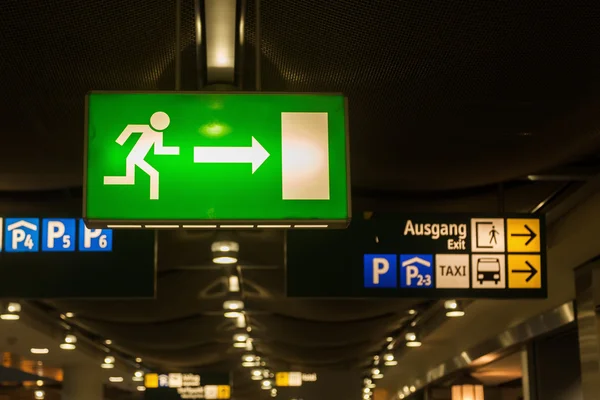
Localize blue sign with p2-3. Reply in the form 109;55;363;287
400;254;434;288
364;254;397;288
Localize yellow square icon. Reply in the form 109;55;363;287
506;218;541;253
217;385;231;399
276;372;289;387
144;373;158;388
508;254;541;289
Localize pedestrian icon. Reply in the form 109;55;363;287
471;254;506;289
471;218;505;252
103;111;180;200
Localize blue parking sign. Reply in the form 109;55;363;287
364;254;397;288
4;218;40;252
42;219;76;252
400;254;434;288
78;219;112;252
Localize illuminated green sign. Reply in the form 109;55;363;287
84;92;350;228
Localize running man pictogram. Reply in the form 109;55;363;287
103;111;179;200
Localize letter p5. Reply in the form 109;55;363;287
364;254;397;288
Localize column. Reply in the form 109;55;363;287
575;260;600;399
62;366;104;400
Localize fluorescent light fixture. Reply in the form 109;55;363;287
109;377;124;383
30;348;49;355
60;343;76;350
233;333;249;342
228;275;240;292
101;363;115;369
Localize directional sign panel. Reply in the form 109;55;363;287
286;214;546;298
144;372;230;400
84;92;350;229
0;216;155;298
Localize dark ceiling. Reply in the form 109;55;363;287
3;0;600;398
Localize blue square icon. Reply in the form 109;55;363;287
78;219;113;252
400;254;434;288
4;218;40;252
42;219;76;252
364;254;397;288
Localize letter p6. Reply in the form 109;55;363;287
364;254;397;288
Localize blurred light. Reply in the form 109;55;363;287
371;368;380;376
229;275;240;292
34;390;45;399
386;337;394;342
233;342;247;348
30;348;49;355
408;309;416;315
236;314;247;328
101;363;115;369
65;334;77;344
383;353;394;362
445;300;465;317
104;356;115;364
109;377;124;383
135;357;143;363
261;379;273;389
104;339;112;345
137;386;146;391
234;333;249;342
60;343;76;350
410;386;416;393
1;302;20;320
65;312;75;318
223;300;244;311
7;303;20;313
36;380;44;386
224;311;241;318
134;371;144;378
242;354;255;363
252;369;262;377
384;360;398;366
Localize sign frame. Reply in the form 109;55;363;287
83;91;352;229
285;213;547;299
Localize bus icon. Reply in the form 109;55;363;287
473;254;506;289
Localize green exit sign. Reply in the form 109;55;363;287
84;92;351;229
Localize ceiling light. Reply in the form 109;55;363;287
104;339;112;345
109;377;124;383
252;369;262;377
405;332;422;347
65;312;75;318
137;386;146;391
104;356;115;364
134;370;144;378
410;386;416;392
101;363;115;369
135;357;143;363
386;336;393;342
233;342;247;348
371;368;380;376
233;333;249;342
385;360;398;366
36;380;44;387
364;388;371;393
261;379;272;389
30;348;49;355
445;300;466;317
271;388;277;397
34;390;45;399
1;302;21;320
223;300;244;311
408;309;416;315
212;241;239;264
383;353;394;362
242;354;256;363
60;343;76;350
236;314;247;328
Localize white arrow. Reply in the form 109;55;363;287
193;137;270;173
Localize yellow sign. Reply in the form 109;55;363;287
217;385;231;399
508;255;541;289
276;372;289;386
144;373;158;388
507;218;540;253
